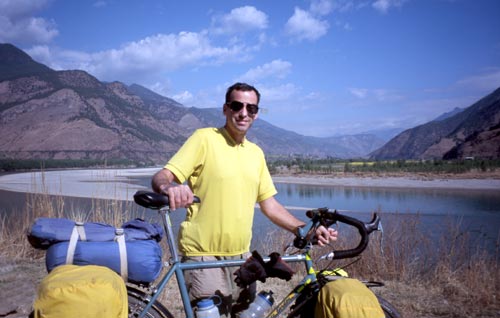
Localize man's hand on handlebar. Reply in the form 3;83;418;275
159;184;194;210
315;225;338;246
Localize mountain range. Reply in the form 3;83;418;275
1;43;498;163
0;43;385;163
370;87;500;160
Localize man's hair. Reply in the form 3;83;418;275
225;82;261;104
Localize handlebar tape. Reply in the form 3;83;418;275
299;209;381;260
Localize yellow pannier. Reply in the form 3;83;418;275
34;264;128;318
315;278;385;318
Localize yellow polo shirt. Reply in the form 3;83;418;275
165;127;277;256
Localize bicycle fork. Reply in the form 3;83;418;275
267;253;317;318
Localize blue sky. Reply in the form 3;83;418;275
1;0;499;137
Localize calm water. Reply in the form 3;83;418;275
128;176;500;251
273;183;500;216
1;173;499;252
271;183;500;253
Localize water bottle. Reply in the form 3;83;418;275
239;290;274;318
196;298;220;318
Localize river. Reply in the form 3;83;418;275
0;168;499;252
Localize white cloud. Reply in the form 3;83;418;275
336;20;352;30
349;88;369;98
349;87;403;102
172;90;194;105
211;6;268;35
148;81;172;97
28;31;246;83
237;60;292;82
259;83;298;103
330;0;370;13
0;0;48;18
372;89;404;102
27;45;94;71
332;0;354;12
284;7;329;42
0;0;58;45
310;0;334;16
372;0;406;14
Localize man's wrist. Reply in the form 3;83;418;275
159;184;170;193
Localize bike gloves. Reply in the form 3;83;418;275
234;250;295;287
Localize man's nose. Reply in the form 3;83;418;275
239;105;248;117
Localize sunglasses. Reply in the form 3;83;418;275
227;101;259;116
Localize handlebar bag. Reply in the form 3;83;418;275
314;278;384;318
28;217;163;249
34;264;128;318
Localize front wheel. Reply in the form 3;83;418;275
127;286;173;318
377;296;401;318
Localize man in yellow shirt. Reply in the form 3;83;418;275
152;82;337;317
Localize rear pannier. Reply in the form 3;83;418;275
34;264;128;318
28;218;163;284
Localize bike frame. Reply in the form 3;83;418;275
131;190;385;318
134;205;319;318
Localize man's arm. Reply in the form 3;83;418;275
151;168;193;210
151;168;176;193
259;196;305;232
259;196;338;246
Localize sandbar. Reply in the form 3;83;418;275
0;168;498;201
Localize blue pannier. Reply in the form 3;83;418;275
28;218;163;249
28;218;164;284
45;240;163;284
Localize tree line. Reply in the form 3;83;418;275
267;157;500;175
0;158;153;172
2;157;499;175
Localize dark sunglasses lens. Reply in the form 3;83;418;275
228;101;259;115
229;101;244;112
247;104;259;115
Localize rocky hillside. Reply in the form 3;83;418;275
370;87;500;160
0;43;385;163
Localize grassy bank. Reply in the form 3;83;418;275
0;158;153;172
268;157;500;177
0;189;499;317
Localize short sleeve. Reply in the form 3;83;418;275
165;130;205;184
256;155;277;202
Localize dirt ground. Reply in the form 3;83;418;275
2;258;499;318
0;258;44;318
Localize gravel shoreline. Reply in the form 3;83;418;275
272;175;500;190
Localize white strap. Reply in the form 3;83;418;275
115;228;128;281
65;222;85;264
76;222;87;241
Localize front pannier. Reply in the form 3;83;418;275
314;278;385;318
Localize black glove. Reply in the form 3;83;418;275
265;252;295;281
234;250;267;287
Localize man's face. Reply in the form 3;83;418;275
223;89;259;141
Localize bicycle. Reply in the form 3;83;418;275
129;190;401;318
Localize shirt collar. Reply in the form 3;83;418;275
220;127;246;147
